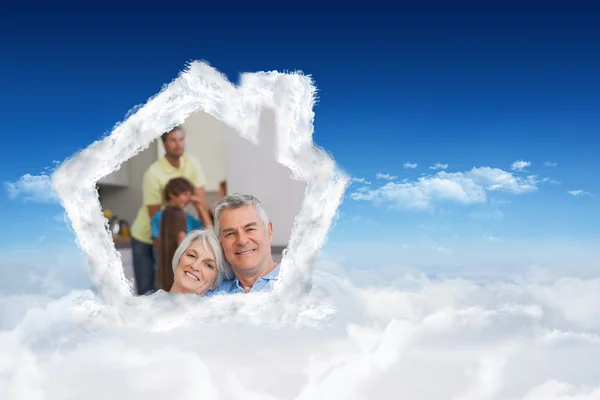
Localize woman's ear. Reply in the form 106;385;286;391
177;231;186;245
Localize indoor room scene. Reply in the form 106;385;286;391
96;107;306;293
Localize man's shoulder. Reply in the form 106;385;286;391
183;154;205;172
182;153;198;161
144;158;165;177
181;154;206;186
206;279;237;296
215;279;237;292
147;157;164;170
180;153;198;166
263;264;281;281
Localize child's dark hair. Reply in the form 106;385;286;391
163;177;195;203
155;206;187;291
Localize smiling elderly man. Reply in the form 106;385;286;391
208;194;280;294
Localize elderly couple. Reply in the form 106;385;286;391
162;193;280;296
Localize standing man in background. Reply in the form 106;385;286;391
130;126;211;295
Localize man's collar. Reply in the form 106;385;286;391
232;263;281;291
159;154;186;171
262;263;280;281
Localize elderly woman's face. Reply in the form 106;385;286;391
173;239;218;295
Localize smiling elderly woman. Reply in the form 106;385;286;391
168;229;234;295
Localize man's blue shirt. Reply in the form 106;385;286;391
207;264;280;296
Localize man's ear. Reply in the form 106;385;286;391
268;221;273;241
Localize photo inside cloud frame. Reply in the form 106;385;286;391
98;107;307;298
51;61;348;327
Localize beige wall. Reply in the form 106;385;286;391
157;110;228;192
99;108;230;224
225;107;307;247
99;107;307;250
98;141;158;224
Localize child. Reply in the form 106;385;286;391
151;177;213;241
151;177;212;290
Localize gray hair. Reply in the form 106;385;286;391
172;228;234;288
213;193;270;237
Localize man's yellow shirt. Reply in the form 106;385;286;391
131;154;206;244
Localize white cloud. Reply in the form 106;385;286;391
511;160;531;172
568;190;593;197
352;177;371;185
544;161;558;168
354;186;371;193
376;173;398;181
404;162;418;169
0;248;90;301
351;166;538;210
2;251;600;400
542;177;561;185
429;162;448;170
4;173;59;203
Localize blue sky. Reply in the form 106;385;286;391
1;2;598;273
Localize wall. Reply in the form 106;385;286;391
98;141;158;224
225;107;307;247
157;109;228;192
100;109;230;224
98;106;306;250
97;159;130;186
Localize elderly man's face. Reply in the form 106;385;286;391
218;205;272;271
173;239;218;295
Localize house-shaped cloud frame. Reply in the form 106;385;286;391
52;61;348;327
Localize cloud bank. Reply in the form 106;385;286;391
1;253;599;399
351;166;538;210
376;173;397;181
511;160;531;172
542;177;561;185
568;190;593;197
4;173;59;203
351;177;371;185
430;162;448;170
3;62;598;400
